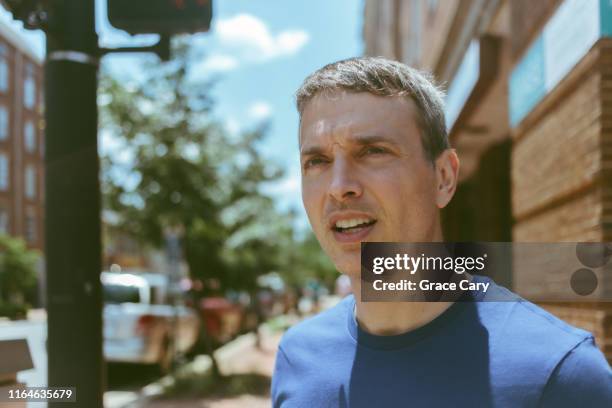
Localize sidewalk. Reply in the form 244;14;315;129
138;327;283;408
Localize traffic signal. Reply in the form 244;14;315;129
107;0;213;35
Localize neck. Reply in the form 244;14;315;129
350;225;452;335
349;277;453;335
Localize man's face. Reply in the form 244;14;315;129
299;91;454;277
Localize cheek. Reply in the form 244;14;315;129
360;166;407;206
365;164;437;218
301;178;325;222
397;178;439;229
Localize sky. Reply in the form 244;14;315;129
0;0;364;232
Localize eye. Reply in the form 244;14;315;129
362;146;388;156
303;156;329;169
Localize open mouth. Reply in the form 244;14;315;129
332;218;377;233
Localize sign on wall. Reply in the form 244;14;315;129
509;0;612;127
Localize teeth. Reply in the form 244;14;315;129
335;218;373;229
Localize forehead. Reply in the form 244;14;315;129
299;91;420;148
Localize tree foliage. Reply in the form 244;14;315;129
0;234;39;318
273;230;339;290
99;39;294;292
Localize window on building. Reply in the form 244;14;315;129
25;214;36;243
0;106;8;141
25;164;36;199
0;44;8;93
24;120;35;152
0;208;8;234
0;61;7;93
0;60;7;93
24;64;36;110
0;154;8;191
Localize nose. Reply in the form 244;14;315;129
328;155;363;202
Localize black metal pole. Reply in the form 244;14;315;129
44;1;103;407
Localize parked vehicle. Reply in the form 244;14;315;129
101;271;199;372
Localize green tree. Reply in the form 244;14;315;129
99;38;293;293
0;234;39;319
279;231;338;290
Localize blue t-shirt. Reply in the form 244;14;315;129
272;276;612;407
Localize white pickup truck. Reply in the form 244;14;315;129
101;272;199;372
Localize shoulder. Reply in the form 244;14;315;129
279;294;353;355
476;277;592;350
272;294;354;404
474;278;609;387
538;336;612;407
470;278;611;404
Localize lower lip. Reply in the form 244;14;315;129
332;223;376;243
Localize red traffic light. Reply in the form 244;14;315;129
108;0;213;35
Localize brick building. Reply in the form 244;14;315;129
0;20;44;251
363;0;612;360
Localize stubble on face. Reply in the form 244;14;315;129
299;91;441;277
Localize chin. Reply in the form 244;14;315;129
332;256;361;278
322;240;365;277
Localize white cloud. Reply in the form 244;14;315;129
190;14;309;77
247;101;273;121
276;31;310;55
214;14;309;62
196;54;238;73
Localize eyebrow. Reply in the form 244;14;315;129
300;135;398;157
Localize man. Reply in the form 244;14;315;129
271;57;612;407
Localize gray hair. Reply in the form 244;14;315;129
295;56;449;163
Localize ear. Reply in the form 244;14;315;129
434;149;460;209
